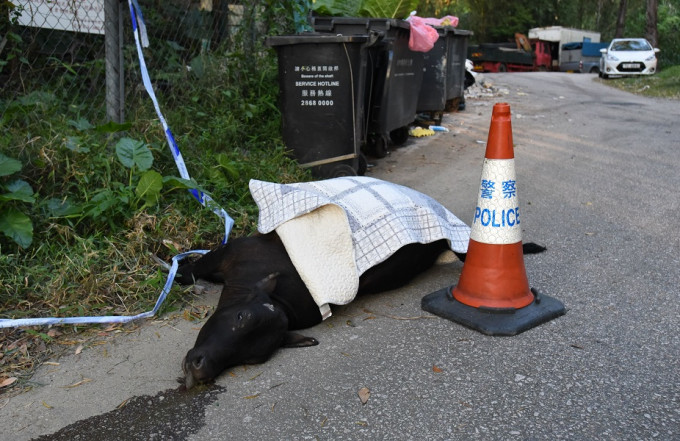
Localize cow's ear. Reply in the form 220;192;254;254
282;332;319;348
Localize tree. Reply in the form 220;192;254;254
615;0;628;37
645;0;658;46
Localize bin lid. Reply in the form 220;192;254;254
266;33;370;47
433;27;473;37
310;16;411;33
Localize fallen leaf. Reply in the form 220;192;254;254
243;393;260;399
42;401;53;409
0;377;17;388
117;398;130;409
43;362;60;366
75;345;84;355
59;339;80;346
47;329;62;338
358;387;370;405
432;365;443;373
162;239;182;251
62;378;92;389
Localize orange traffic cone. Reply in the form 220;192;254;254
422;103;565;335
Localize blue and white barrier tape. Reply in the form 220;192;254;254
0;250;208;328
0;1;233;329
128;0;234;243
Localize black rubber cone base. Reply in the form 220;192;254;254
421;286;566;336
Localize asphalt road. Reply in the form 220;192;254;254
2;72;679;440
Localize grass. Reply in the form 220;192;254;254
0;40;311;394
597;65;680;99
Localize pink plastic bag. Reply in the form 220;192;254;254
407;16;439;52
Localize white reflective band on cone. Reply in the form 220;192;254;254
469;158;523;245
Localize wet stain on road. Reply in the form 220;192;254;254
32;384;225;440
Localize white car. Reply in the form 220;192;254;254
599;38;660;78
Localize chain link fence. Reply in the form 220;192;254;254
1;0;297;127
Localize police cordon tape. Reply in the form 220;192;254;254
0;1;234;329
0;250;208;328
126;0;234;242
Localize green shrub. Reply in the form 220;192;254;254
0;153;35;248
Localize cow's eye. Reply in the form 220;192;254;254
237;312;244;321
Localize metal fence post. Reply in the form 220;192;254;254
105;0;124;123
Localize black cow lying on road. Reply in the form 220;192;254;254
176;232;545;389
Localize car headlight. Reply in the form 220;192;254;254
645;54;656;61
607;54;620;61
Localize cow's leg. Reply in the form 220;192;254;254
176;246;230;285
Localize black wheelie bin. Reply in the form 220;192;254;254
311;17;424;158
416;26;453;124
445;29;473;111
417;27;473;121
266;34;375;178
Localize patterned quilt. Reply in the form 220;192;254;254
249;177;470;318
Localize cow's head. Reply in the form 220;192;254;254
182;273;317;389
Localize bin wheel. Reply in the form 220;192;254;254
390;126;410;146
329;164;357;178
358;154;368;176
374;135;389;158
366;133;389;158
458;97;466;111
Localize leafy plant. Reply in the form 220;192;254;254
0;2;28;74
78;137;200;227
311;0;418;19
0;153;35;248
360;0;418;19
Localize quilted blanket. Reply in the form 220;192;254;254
249;177;470;318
